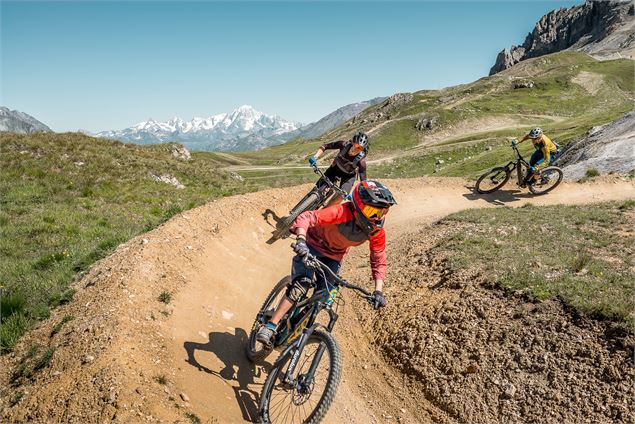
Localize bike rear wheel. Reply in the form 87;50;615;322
270;192;320;242
476;167;510;194
528;166;563;195
246;276;291;363
259;328;341;424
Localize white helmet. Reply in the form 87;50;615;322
528;127;543;138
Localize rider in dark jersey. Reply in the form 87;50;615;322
308;132;369;205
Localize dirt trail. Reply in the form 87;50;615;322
169;176;635;424
1;176;634;423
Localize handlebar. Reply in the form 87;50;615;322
311;165;349;198
300;252;373;299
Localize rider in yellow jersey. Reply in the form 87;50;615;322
515;127;558;186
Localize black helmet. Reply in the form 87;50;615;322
352;132;369;149
351;180;396;235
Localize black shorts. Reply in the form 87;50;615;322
319;166;357;193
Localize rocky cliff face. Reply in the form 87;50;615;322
490;1;635;75
0;107;51;133
558;111;635;179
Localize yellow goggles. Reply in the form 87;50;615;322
362;204;388;220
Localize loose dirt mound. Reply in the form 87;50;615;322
347;223;634;424
1;176;634;423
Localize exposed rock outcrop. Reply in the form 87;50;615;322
415;113;438;131
490;1;635;75
558;111;635;179
379;93;414;114
150;174;185;189
169;143;191;161
512;80;535;89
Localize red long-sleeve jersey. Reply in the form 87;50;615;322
290;203;387;281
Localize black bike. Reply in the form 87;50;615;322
246;252;375;424
268;166;349;242
476;142;563;195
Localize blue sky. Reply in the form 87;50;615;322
1;1;579;132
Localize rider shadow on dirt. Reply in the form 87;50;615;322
463;185;536;205
262;209;288;244
262;209;282;229
184;328;267;422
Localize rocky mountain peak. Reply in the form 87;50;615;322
490;0;634;75
0;107;52;133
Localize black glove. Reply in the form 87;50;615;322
371;290;387;310
293;238;310;257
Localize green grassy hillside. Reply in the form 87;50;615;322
441;201;635;326
0;132;312;351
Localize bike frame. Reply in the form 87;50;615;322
268;255;370;386
311;165;350;206
499;144;531;184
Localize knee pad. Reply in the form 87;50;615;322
286;277;312;302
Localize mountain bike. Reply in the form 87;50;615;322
476;141;563;195
268;166;349;242
246;252;375;424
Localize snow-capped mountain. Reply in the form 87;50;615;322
96;105;302;151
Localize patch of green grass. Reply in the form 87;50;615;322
441;202;634;325
158;291;172;304
570;253;592;273
236;166;315;186
1;293;26;321
371;119;421;153
32;347;55;371
0;313;30;354
618;199;635;211
155;374;168;385
585;168;600;178
50;314;74;336
11;345;55;382
9;391;23;406
49;288;76;308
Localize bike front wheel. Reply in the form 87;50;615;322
476;167;510;194
259;328;341;424
528;166;563;195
